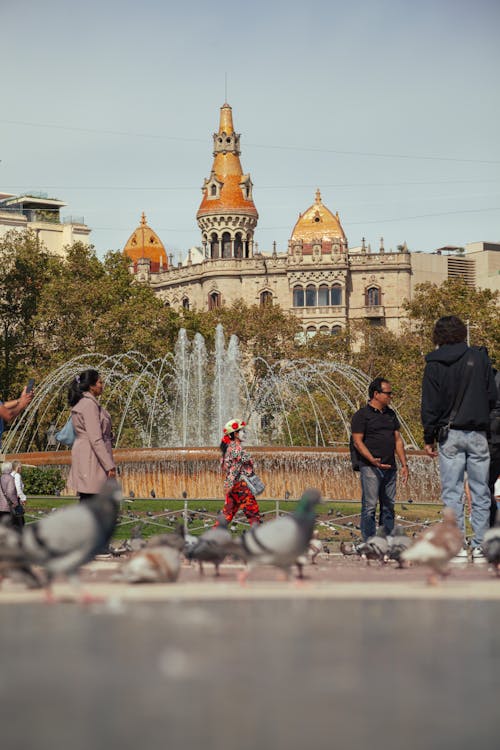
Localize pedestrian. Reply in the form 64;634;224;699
217;419;261;527
67;369;116;502
0;461;24;530
421;315;497;563
487;366;500;526
10;460;27;528
351;377;409;541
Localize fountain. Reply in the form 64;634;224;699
4;326;439;501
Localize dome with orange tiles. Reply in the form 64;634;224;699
291;190;346;243
197;103;258;220
123;213;168;268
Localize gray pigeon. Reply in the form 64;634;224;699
145;522;186;552
0;479;122;600
357;528;389;564
482;513;500;575
387;524;412;567
186;515;236;576
238;488;321;580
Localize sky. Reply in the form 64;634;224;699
0;0;499;261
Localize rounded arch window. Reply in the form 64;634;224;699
331;285;342;306
305;285;317;307
318;285;329;306
331;325;342;336
210;233;219;259
366;286;380;306
306;326;317;339
222;231;231;258
208;292;221;310
234;232;243;258
210;184;217;196
182;298;190;310
260;291;273;307
293;286;304;307
319;325;330;335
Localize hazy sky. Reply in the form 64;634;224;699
1;0;499;260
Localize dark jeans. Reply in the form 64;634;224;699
489;443;500;526
360;465;397;540
79;492;96;503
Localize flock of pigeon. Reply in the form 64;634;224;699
0;480;499;600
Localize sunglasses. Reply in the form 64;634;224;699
379;390;393;396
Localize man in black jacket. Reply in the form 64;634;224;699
421;316;497;562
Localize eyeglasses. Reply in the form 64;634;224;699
380;390;393;396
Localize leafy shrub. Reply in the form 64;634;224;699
22;467;66;496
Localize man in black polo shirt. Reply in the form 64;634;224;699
351;377;409;540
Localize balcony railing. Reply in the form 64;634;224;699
364;305;385;318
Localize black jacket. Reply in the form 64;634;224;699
421;342;497;444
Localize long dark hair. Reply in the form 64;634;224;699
68;369;100;407
219;433;237;457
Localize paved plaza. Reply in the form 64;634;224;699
1;556;500;750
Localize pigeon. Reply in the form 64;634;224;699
482;514;500;575
0;479;122;601
339;541;357;556
357;528;389;564
150;489;156;499
185;515;236;576
145;522;186;552
401;507;463;584
119;546;180;583
387;525;412;567
308;529;323;564
238;488;321;580
129;491;135;499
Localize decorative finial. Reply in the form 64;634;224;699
272;240;277;257
361;237;366;252
380;236;385;253
315;188;322;204
140;212;147;226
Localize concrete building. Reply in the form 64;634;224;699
0;192;91;255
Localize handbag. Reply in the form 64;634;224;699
13;502;24;516
437;351;474;443
244;473;265;496
55;417;76;447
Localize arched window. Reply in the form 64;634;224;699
331;325;342;336
222;231;231;258
306;326;317;339
305;285;317;307
318;285;329;306
208;292;221;310
260;291;273;307
164;300;171;308
293;286;304;307
234;232;243;258
366;286;380;306
331;285;342;306
210;233;219;259
210;184;217;196
182;298;190;310
319;325;330;335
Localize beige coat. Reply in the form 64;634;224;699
68;392;115;494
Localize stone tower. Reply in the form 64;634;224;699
196;103;258;260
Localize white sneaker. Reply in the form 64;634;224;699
471;547;487;564
450;547;469;564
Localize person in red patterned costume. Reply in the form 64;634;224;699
217;418;262;527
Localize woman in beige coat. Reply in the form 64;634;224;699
67;369;116;501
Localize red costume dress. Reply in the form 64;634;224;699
220;441;261;526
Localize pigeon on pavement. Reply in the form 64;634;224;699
357;528;389;565
482;512;500;575
238;488;321;580
401;507;463;584
119;546;180;583
387;525;412;567
185;515;236;576
308;529;323;564
0;479;122;601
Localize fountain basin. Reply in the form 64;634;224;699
6;447;441;503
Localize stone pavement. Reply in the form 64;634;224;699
1;556;499;750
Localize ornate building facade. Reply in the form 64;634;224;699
122;104;422;335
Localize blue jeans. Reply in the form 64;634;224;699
438;429;491;548
359;466;397;540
